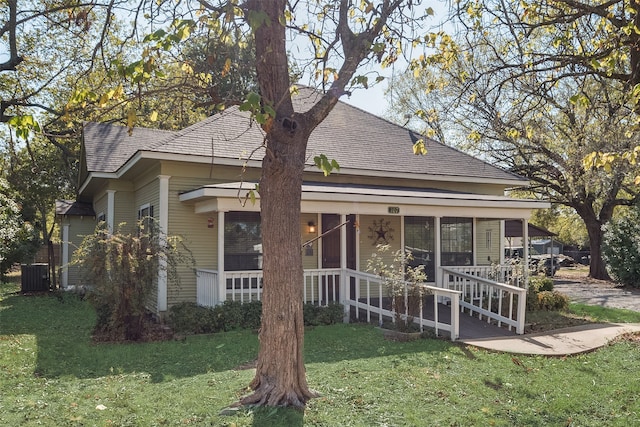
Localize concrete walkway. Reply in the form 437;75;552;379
461;323;640;356
460;272;640;355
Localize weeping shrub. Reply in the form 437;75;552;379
73;220;193;341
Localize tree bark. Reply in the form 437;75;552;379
240;0;316;408
575;204;611;280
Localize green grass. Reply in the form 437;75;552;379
568;303;640;323
2;281;640;426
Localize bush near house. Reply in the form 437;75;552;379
73;220;193;341
169;301;344;334
527;277;568;311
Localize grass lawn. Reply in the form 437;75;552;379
1;281;640;426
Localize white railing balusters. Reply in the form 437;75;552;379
440;267;527;334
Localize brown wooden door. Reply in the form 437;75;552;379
321;214;357;302
321;214;356;269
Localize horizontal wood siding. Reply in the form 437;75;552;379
167;176;221;307
358;214;402;273
476;219;501;265
114;191;135;228
65;216;98;287
93;192;107;220
301;213;319;270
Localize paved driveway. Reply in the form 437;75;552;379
553;273;640;312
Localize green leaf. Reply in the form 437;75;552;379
314;154;340;176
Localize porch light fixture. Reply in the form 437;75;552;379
308;221;316;234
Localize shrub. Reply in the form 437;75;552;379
168;301;344;334
367;244;427;332
168;302;219;334
527;277;563;311
73;220;193;341
535;291;569;311
529;276;554;292
603;208;640;288
304;302;344;326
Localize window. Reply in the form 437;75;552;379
404;216;435;281
97;212;106;222
225;212;262;271
138;204;155;234
441;217;473;266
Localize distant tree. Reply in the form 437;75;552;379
400;0;640;279
0;177;37;276
602;206;640;287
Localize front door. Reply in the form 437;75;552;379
321;214;356;301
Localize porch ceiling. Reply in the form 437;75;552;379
179;182;549;216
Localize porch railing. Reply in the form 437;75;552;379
440;267;527;334
443;264;526;288
195;267;461;340
345;269;461;340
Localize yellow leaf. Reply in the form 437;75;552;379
127;108;137;135
149;111;158;122
181;62;194;74
221;58;232;77
413;139;428;155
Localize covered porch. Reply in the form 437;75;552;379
179;182;546;340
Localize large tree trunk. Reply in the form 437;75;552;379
575;203;611;280
241;129;316;407
240;0;316;408
585;217;610;280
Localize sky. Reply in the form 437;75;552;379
342;83;391;118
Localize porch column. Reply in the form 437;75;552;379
340;214;347;269
435;216;441;286
499;220;505;265
355;214;360;271
340;214;349;322
316;213;322;269
157;175;170;312
522;219;529;284
61;223;70;288
472;218;477;266
106;190;116;234
217;210;226;303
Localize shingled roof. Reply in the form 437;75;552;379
82;87;524;183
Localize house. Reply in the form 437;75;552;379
57;87;549;338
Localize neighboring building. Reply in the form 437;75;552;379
57;88;548;323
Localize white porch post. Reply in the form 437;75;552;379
499;220;505;265
340;214;349;321
435;216;441;286
522;219;529;285
217;210;226;303
355;214;360;272
316;213;322;269
106;190;115;234
61;223;70;288
340;214;347;270
472;217;477;266
157;175;170;312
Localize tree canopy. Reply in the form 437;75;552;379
394;0;640;279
